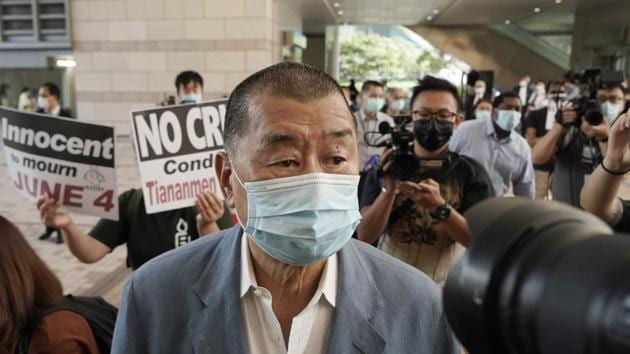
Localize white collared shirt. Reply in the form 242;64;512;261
354;109;394;170
239;233;338;354
50;105;61;116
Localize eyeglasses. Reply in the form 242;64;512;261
412;108;457;121
598;96;624;104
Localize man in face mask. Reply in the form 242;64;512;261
112;63;459;354
36;82;72;118
524;81;565;199
512;75;533;106
35;82;73;244
464;79;488;120
384;87;407;116
528;79;549;110
354;80;394;171
450;92;535;199
597;84;626;125
358;76;493;285
532;85;617;207
175;70;204;104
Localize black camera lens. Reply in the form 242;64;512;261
444;198;630;354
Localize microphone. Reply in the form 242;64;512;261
378;121;392;134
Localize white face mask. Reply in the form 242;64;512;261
37;96;49;111
495;110;522;132
475;87;485;96
391;99;405;111
535;85;546;94
601;101;622;124
475;110;492;121
180;93;202;104
233;171;361;266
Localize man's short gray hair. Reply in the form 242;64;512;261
223;62;347;155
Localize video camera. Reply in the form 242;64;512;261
444;198;630;354
557;68;625;126
366;115;452;182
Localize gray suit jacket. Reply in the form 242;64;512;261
112;226;458;354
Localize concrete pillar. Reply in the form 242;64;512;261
71;0;279;135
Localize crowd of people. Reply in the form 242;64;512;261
2;62;630;354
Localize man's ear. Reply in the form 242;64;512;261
215;151;235;208
455;114;464;127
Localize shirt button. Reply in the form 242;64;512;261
253;289;261;297
271;334;280;342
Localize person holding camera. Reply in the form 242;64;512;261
450;92;535;199
525;81;566;199
532;84;626;207
357;76;493;285
581;107;630;232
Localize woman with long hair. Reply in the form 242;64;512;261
0;215;99;354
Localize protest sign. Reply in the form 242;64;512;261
0;107;118;220
130;100;226;214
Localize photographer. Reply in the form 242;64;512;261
357;76;493;285
581;108;630;232
525;81;565;199
532;84;625;207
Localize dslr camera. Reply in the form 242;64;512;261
367;115;450;182
557;68;625;126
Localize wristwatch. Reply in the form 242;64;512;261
431;203;452;221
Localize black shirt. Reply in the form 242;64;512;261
612;199;630;233
89;189;233;270
525;107;555;172
360;151;493;215
359;151;494;283
552;127;602;208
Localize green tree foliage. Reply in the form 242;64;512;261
339;32;447;82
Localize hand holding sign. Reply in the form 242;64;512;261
38;196;72;229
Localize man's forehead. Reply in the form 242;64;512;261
501;97;522;106
414;91;457;110
253;93;354;128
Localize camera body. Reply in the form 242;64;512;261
376;115;419;181
558;68;625;126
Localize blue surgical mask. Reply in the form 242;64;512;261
391;99;405;111
601;101;621;124
366;97;385;113
180;93;202;104
495;110;521;132
475;110;491;121
233;171;361;266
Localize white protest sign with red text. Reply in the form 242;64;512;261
0;107;118;220
130;100;225;214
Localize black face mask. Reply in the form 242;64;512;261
414;118;454;151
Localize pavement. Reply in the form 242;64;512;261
0;136;141;306
2;135;630;308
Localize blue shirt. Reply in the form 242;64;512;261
449;118;535;198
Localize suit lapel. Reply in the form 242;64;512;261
189;226;247;354
327;241;386;354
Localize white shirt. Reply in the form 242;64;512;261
354;110;394;170
240;233;338;354
518;85;528;104
50;105;61;116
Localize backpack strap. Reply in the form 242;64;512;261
16;305;65;354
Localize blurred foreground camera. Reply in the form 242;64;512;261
444;198;630;354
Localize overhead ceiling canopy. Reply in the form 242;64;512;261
289;0;612;34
